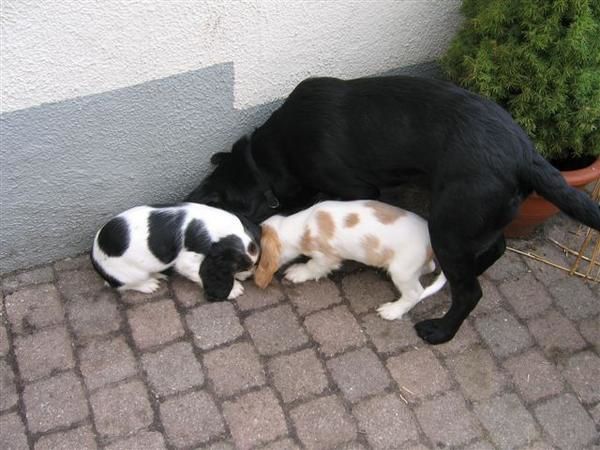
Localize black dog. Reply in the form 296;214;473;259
187;76;600;344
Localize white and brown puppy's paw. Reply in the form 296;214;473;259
228;280;245;299
284;263;319;283
377;301;410;321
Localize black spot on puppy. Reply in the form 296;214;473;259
184;219;212;254
98;216;130;257
148;209;185;264
90;254;123;287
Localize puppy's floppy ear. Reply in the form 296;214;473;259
200;237;252;300
254;225;282;289
210;152;231;165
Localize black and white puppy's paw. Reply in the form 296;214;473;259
91;203;260;301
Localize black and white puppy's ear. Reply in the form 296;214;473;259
200;236;253;301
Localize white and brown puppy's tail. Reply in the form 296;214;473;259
418;271;447;300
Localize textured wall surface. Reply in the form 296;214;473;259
2;0;461;113
1;0;461;273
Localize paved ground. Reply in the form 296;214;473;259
1;214;599;450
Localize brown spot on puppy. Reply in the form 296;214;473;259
344;213;360;228
362;234;394;267
316;211;335;238
300;228;316;253
255;225;282;289
366;201;405;224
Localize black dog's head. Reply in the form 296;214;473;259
186;137;279;223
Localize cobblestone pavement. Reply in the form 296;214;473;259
1;215;599;450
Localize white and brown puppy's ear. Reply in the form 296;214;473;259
254;225;282;289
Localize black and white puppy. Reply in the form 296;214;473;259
91;203;260;300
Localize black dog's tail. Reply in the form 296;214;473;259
523;152;600;230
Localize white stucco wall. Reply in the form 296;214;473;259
1;0;462;114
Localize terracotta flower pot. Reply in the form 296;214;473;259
505;156;600;238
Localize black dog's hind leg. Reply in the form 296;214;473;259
414;188;499;344
475;235;506;276
414;235;483;344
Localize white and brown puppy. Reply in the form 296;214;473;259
91;203;260;300
255;200;446;320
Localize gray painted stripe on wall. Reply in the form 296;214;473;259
0;61;441;273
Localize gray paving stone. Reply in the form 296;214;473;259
104;431;166;450
67;290;121;339
327;347;391;402
521;241;570;286
186;302;243;350
268;348;328;403
160;391;225;447
528;309;586;356
578;315;599;350
79;336;137;391
415;391;482;448
591;403;600;426
341;270;396;314
548;276;600;320
303;305;365;357
0;412;29;450
237;280;285;311
0;360;18;411
562;351;600;404
290;395;357;450
203;341;264;397
5;283;64;334
142;341;204;397
446;347;507;401
223;388;288;449
475;310;533;358
503;350;564;403
57;269;105;299
498;273;552;318
472;276;505;316
14;326;74;382
463;441;495;450
202;441;235;450
171;274;205;308
353;394;419;448
24;372;88;433
486;250;529;281
474;393;539;450
245;304;308;356
127;299;184;350
54;254;94;271
534;394;597;449
2;266;54;293
258;437;301;450
0;322;9;357
34;426;97;450
285;278;342;316
90;380;153;438
361;313;420;353
387;348;451;399
435;320;481;355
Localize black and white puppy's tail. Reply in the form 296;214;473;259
419;272;447;301
525;152;600;231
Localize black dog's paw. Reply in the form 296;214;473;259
414;319;456;344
